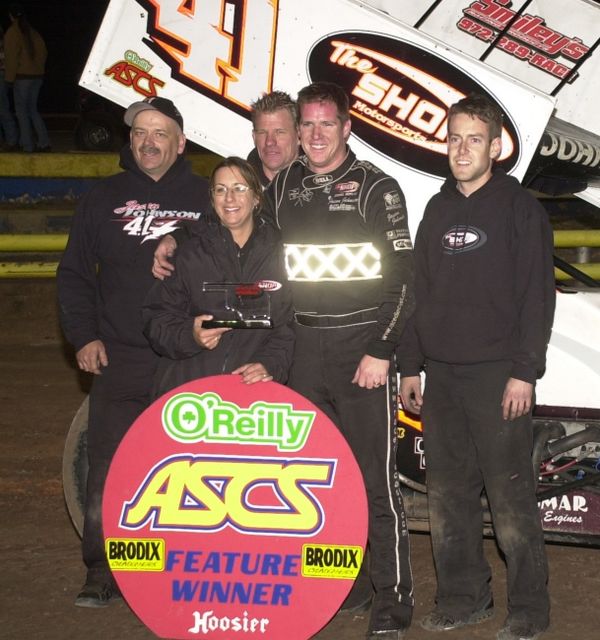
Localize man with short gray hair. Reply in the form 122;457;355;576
246;90;299;186
58;96;211;608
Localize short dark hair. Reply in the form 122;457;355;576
209;156;264;211
297;82;350;124
448;94;503;140
250;91;297;128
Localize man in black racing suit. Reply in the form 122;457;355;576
265;82;415;640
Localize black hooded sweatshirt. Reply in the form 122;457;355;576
57;146;211;352
398;168;555;384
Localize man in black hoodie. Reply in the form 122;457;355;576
398;94;555;640
57;97;211;608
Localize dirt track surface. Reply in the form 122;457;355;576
1;280;599;640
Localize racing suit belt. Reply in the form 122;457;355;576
295;308;377;328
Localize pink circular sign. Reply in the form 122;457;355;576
103;375;368;639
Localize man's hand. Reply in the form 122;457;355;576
192;315;231;349
501;377;533;420
76;340;108;375
152;234;177;280
232;363;273;384
352;355;389;389
400;375;423;415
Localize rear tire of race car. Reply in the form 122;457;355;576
62;397;88;537
74;114;124;152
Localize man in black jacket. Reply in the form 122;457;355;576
398;94;555;640
265;81;415;640
57;97;211;608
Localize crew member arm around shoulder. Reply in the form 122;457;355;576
56;192;107;375
152;224;194;280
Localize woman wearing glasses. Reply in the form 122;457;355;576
143;156;294;397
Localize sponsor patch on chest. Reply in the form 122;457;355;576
334;181;360;195
442;225;487;253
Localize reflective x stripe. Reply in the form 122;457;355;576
284;242;382;282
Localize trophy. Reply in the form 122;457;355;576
200;282;274;329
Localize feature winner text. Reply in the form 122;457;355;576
167;549;300;606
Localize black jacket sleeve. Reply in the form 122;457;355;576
56;191;101;351
142;251;202;360
363;176;416;360
510;192;556;383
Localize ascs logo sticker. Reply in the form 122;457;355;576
307;32;520;178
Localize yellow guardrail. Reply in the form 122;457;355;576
554;264;600;281
2;263;599;280
2;230;599;253
1;261;599;281
0;262;58;278
0;235;67;252
1;231;599;280
553;230;600;247
0;151;220;178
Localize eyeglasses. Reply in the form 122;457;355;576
211;184;251;197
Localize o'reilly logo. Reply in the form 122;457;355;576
307;32;520;178
162;392;315;451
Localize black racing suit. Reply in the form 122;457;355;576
265;148;415;611
57;148;211;582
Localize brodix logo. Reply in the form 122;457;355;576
308;32;520;178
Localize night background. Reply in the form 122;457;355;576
1;0;111;113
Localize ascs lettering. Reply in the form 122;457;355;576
121;454;335;536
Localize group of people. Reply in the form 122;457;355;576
57;79;556;640
0;2;50;153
